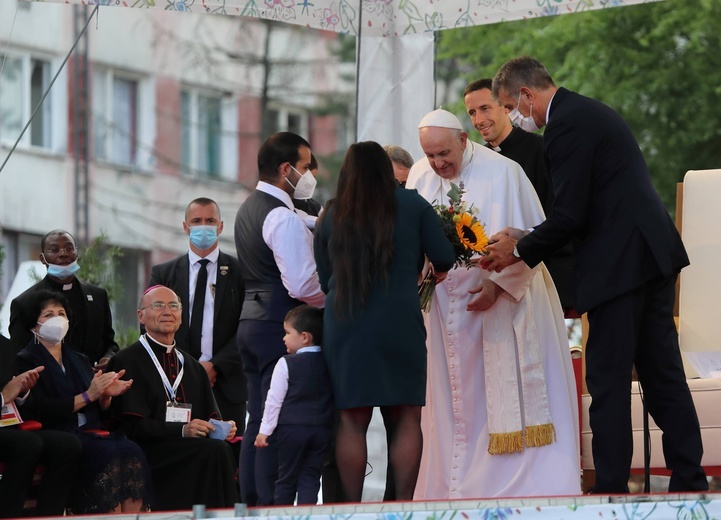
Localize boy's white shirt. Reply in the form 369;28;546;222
259;345;321;436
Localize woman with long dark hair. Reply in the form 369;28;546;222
314;141;454;501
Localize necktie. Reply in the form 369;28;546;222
189;259;210;359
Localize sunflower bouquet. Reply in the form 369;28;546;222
419;182;489;312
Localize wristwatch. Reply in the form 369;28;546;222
512;245;520;258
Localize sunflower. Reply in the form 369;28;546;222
455;212;488;252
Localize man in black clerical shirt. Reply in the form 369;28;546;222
464;79;576;314
9;230;118;366
107;285;238;510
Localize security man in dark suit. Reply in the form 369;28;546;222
148;197;246;429
9;230;118;367
483;56;708;494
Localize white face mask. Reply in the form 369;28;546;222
287;166;317;200
35;316;70;345
508;94;539;132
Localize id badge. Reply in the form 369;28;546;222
0;401;23;427
165;402;192;423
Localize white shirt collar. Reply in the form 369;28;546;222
257;181;294;210
188;247;219;266
297;345;322;354
546;90;558;125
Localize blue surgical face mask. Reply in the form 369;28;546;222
188;225;218;250
44;259;81;279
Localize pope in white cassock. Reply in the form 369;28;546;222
407;109;580;499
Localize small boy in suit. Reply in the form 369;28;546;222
255;305;333;505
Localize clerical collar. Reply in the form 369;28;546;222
47;276;74;292
145;333;176;354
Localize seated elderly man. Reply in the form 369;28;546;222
107;285;238;510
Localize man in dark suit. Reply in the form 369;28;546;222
482;56;708;493
9;230;118;367
148;197;246;429
464;77;575;314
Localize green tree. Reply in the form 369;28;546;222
437;0;721;210
77;233;140;348
76;232;123;303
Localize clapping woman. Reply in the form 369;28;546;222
16;290;151;513
314;141;455;501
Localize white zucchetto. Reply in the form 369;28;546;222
418;109;464;130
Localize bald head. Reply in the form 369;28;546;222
138;285;182;344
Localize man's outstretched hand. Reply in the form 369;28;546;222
480;227;527;273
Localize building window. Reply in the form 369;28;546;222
30;59;52;148
267;106;308;138
93;71;138;165
180;87;237;181
336;114;355;153
0;55;53;149
181;89;223;178
93;69;152;168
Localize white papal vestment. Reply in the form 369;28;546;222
407;140;581;499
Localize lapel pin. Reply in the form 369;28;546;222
220;266;229;276
87;295;94;301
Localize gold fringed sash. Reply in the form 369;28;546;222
488;430;525;455
525;423;556;448
488;424;556;454
482;276;556;455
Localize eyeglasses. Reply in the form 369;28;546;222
43;245;77;255
140;301;182;311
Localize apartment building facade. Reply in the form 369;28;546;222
0;1;354;331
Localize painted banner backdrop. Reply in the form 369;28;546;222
33;0;661;37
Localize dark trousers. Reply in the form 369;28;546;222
237;319;287;506
275;424;331;505
214;391;246;471
586;273;708;493
0;429;82;517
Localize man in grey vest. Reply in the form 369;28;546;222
234;131;325;506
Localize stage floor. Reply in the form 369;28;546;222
85;493;721;520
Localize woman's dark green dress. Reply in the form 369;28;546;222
314;187;454;409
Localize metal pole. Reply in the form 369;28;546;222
73;5;92;247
